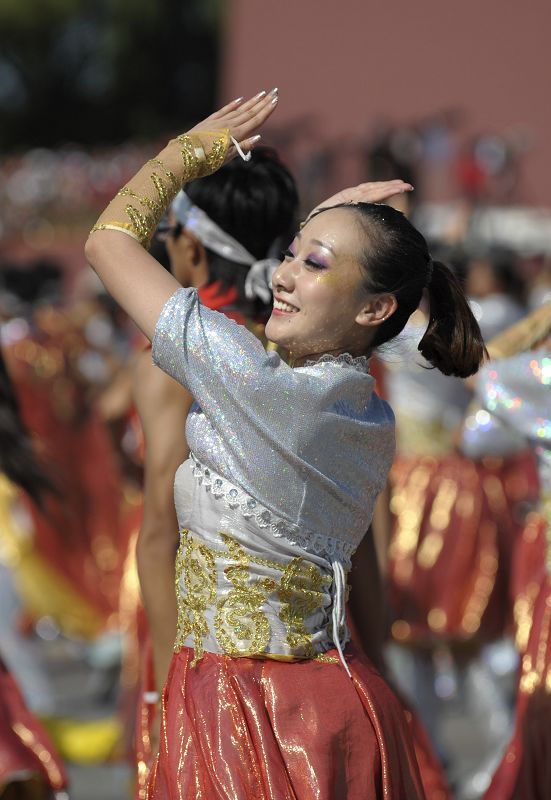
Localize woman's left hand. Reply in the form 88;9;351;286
307;180;414;220
188;89;279;162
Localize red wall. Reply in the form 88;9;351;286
221;0;550;205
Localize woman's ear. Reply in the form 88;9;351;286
175;230;205;268
355;293;398;328
186;232;207;268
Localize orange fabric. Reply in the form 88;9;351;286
388;452;539;643
198;282;246;325
135;641;158;800
485;515;551;799
347;606;450;798
5;324;124;635
402;703;451;800
369;357;388;400
146;644;425;799
0;659;67;793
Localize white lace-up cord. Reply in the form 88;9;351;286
331;559;352;678
230;136;252;162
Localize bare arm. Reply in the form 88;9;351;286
371;481;393;578
133;352;194;692
97;358;136;422
84;93;278;340
348;526;390;675
348;485;393;673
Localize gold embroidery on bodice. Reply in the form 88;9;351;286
174;529;335;666
174;530;217;665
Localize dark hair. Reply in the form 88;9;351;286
185;146;299;313
0;348;55;506
1;260;63;307
469;246;526;304
316;202;486;377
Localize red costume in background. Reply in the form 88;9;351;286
0;658;67;798
4;308;124;639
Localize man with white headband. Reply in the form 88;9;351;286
132;147;298;788
171;191;278;305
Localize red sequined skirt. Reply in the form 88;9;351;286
146;644;425;799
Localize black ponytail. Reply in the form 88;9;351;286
0;349;55;506
313;202;486;377
418;260;487;377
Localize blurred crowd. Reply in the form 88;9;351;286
2;114;551;253
0;119;550;800
0;144;151;245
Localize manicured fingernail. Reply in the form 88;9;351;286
269;87;278;96
250;135;262;143
254;90;266;99
232;96;244;104
271;95;279;105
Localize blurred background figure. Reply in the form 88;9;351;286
1;1;551;798
462;305;551;799
1;260;124;642
0;346;69;799
381;252;539;797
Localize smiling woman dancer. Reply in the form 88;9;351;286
85;90;485;799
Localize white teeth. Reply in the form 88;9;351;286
273;299;298;313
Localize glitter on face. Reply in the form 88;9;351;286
266;209;371;360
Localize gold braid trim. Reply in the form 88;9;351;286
486;302;551;359
90;130;230;248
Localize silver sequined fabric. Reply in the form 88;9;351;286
474;350;551;496
152;288;395;564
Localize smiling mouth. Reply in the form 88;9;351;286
273;299;299;314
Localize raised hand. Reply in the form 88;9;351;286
188;89;279;162
307;180;414;220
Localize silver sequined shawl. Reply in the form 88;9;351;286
152;287;395;566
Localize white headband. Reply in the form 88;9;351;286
171;190;279;304
172;190;256;266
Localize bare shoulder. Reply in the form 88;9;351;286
132;349;188;411
132;349;193;457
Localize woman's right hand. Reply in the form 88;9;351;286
188;88;279;162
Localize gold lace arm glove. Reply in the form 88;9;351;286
90;130;230;248
486;301;551;359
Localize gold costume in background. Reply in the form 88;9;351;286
487;301;551;359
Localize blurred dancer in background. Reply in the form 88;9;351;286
384;249;537;797
466;247;526;339
462;303;551;799
1;262;124;642
0;348;68;799
85;90;487;798
0;259;127;764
